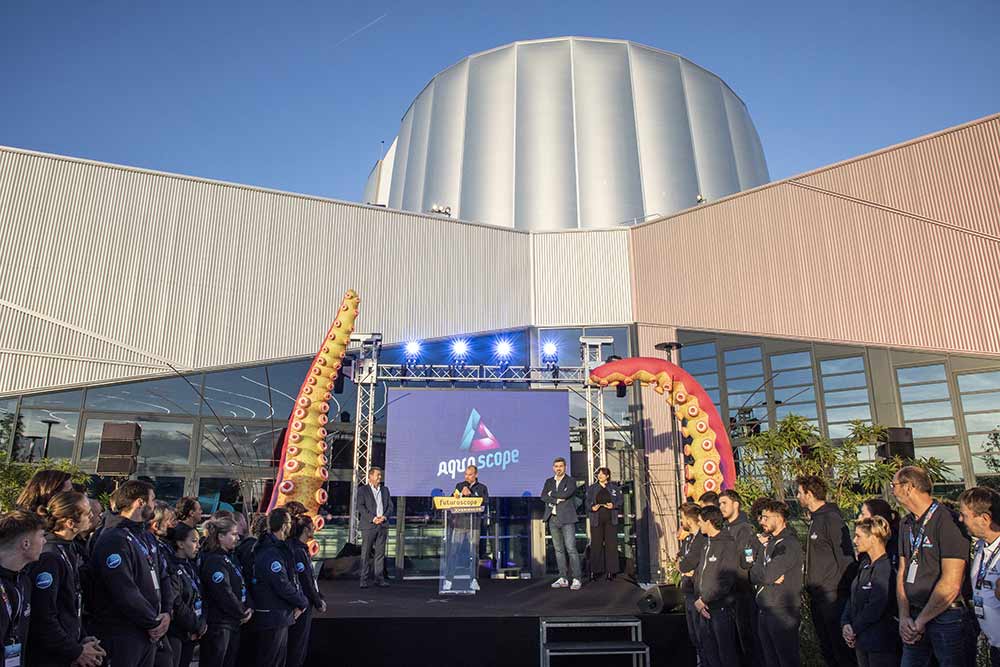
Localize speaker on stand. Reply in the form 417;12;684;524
96;422;141;477
876;427;915;461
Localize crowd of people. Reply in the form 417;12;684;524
678;465;1000;667
0;471;325;667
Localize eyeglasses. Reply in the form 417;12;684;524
889;481;909;489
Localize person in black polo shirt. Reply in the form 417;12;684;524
893;465;970;667
796;474;858;667
694;505;740;667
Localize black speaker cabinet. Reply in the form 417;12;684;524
876;427;915;461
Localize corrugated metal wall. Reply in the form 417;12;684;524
631;114;1000;358
531;230;634;326
0;148;539;395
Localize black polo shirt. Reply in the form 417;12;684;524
899;501;969;609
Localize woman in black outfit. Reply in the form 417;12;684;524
285;515;327;667
165;523;206;667
585;467;624;581
199;517;252;667
840;516;898;667
28;491;106;667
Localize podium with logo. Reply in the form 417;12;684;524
434;496;484;595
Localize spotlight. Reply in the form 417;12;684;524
495;339;513;360
451;339;470;362
541;341;559;364
404;341;421;361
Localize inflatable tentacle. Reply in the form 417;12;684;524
588;356;736;501
269;289;360;554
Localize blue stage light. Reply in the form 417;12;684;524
494;339;513;360
451;339;470;360
404;341;421;359
541;341;559;363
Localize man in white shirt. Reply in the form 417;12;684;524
958;487;1000;666
357;467;394;588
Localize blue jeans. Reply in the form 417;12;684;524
549;521;581;580
901;607;967;667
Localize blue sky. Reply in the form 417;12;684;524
2;0;997;202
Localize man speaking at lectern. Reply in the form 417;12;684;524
443;465;489;591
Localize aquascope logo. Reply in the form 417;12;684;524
436;409;520;479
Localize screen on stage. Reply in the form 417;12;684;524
384;388;570;497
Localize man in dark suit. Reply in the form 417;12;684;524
541;457;582;590
357;467;393;588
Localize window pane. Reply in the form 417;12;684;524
965;412;1000;434
11;409;79;461
724;361;762;379
970;432;997;450
771;351;811;371
897;365;947;385
87;375;203;416
902;401;954;422
775;386;816;403
21;390;83;410
728;377;766;393
705;389;722;406
961;391;1000;414
829;423;855;439
0;399;17;453
822;373;867;391
136;475;186;506
958;371;1000;394
728;391;766;409
680;342;716;362
824;388;869;407
913;444;961;463
724;347;761;364
82;419;192;464
899;383;951;403
773;368;813;388
776;403;818;420
682;358;718;375
199;422;283;470
203;361;312;422
826;404;873;423
820;357;865;375
909;419;956;438
692;373;720;390
197;477;246;514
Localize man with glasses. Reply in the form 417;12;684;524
893;466;970;667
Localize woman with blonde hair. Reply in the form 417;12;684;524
840;515;898;667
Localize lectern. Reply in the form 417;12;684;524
433;496;485;595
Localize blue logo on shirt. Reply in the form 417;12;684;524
212;571;225;584
35;572;53;590
296;562;305;573
106;553;122;569
270;560;283;573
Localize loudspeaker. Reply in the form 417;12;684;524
636;585;664;614
877;427;914;461
96;422;141;476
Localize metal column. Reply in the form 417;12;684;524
580;336;614;485
348;334;381;544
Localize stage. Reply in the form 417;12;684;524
307;577;694;666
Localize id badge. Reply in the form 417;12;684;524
150;567;160;592
194;599;203;618
4;643;21;667
906;560;919;584
975;594;985;619
241;587;247;604
744;548;754;564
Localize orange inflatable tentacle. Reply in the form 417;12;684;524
269;290;359;554
589;356;736;501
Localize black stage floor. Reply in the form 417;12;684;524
307;578;694;666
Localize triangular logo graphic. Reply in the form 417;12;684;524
459;409;500;452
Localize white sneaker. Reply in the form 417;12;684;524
470;579;480;591
442;579;453;591
570;579;582;590
551;577;569;588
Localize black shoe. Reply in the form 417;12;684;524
360;583;369;589
377;580;390;588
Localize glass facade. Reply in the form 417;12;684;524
1;325;641;580
820;356;873;441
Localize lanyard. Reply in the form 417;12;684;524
908;501;939;562
977;538;1000;590
124;531;154;568
223;555;243;585
0;580;22;645
177;563;201;598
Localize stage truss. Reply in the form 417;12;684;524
344;334;617;543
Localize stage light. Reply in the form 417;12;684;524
541;341;559;364
494;339;513;360
451;339;470;361
404;341;421;360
